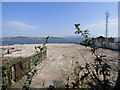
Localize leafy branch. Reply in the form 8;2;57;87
1;59;12;90
23;36;49;89
65;24;114;89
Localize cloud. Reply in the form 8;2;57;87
81;18;118;37
4;21;38;30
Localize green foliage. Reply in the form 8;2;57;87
1;59;12;90
23;36;49;89
65;24;114;89
23;50;41;89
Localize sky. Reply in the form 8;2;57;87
2;2;118;37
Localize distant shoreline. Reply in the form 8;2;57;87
1;38;84;46
1;42;76;46
1;42;75;46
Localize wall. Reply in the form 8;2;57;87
1;50;47;88
96;42;120;51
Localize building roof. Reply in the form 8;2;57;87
96;36;105;39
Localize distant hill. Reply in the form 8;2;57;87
64;36;83;39
2;36;64;41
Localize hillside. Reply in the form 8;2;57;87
2;36;64;40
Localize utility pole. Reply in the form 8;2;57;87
105;11;110;38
